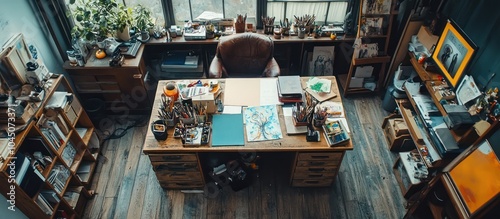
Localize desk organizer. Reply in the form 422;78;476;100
181;122;211;146
322;120;350;146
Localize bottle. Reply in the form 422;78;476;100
164;82;179;101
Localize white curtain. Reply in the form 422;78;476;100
267;1;348;25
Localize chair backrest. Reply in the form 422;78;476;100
215;33;275;77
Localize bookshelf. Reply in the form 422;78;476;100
338;0;398;96
0;75;100;219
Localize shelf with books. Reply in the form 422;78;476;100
340;0;397;96
0;75;99;219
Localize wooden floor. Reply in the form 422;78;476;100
83;95;407;219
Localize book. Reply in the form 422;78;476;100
277;75;303;98
45;91;69;109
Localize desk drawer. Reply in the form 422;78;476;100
297;152;343;161
292;171;336;179
159;180;205;189
149;153;198;162
155;171;203;181
294;166;338;174
152;162;199;172
296;160;339;167
292;178;333;187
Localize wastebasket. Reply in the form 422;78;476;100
84;98;106;126
382;85;406;112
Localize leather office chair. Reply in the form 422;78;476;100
208;33;280;78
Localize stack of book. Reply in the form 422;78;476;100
277;75;303;103
61;142;76;167
48;164;70;194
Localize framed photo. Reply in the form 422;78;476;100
361;17;384;36
362;0;392;14
431;19;477;87
354;43;378;59
309;46;334;76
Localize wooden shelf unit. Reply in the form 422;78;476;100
0;75;100;219
339;0;397;96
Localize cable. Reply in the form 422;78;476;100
101;115;149;144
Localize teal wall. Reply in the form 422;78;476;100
440;0;500;90
0;0;63;74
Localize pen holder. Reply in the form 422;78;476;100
235;22;245;33
180;117;195;125
196;115;207;124
164;116;178;127
152;120;167;140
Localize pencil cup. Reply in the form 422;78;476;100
235;22;245;33
164;116;177;127
152;120;167;140
196;115;206;124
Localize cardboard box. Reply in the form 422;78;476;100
191;93;216;114
382;116;414;152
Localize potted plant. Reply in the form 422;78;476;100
134;4;154;42
69;0;117;43
112;4;133;41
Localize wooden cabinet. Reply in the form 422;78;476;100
0;75;99;219
63;45;151;115
148;153;205;189
339;0;397;95
290;152;344;187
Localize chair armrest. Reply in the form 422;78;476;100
263;58;280;77
209;56;223;78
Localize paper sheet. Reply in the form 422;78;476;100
259;78;280;106
456;75;481;105
222;105;242;114
223;78;280;106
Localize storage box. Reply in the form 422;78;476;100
382;116;414;152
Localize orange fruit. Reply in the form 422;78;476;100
95;49;106;59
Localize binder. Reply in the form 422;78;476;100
211;114;245;146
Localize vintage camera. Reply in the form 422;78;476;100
109;49;124;67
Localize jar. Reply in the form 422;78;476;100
67;50;77;66
164;82;179;101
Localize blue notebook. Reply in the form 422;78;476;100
211;114;245;146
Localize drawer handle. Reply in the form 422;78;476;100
162;155;182;160
133;74;142;79
169;173;187;177
308;174;324;178
304;180;320;184
311;155;329;159
308;168;326;172
175;182;190;186
309;161;325;166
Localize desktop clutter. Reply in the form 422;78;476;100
153;79;219;145
152;76;350;147
280;76;350;146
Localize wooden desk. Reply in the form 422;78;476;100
146;34;355;77
63;45;151;114
142;76;353;189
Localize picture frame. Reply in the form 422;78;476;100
362;0;392;15
446;138;500;217
361;17;384;36
431;19;477;88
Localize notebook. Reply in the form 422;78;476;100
211;114;245;146
277;75;303;98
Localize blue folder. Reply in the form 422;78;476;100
211;114;245;146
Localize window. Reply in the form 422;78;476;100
171;0;257;27
65;0;166;27
267;0;350;26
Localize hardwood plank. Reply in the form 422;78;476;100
83;138;118;219
125;154;151;218
329;176;348;218
141;156;164;219
182;193;207;218
168;190;185;218
114;126;147;219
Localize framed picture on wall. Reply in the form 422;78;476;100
362;0;392;14
431;19;477;87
